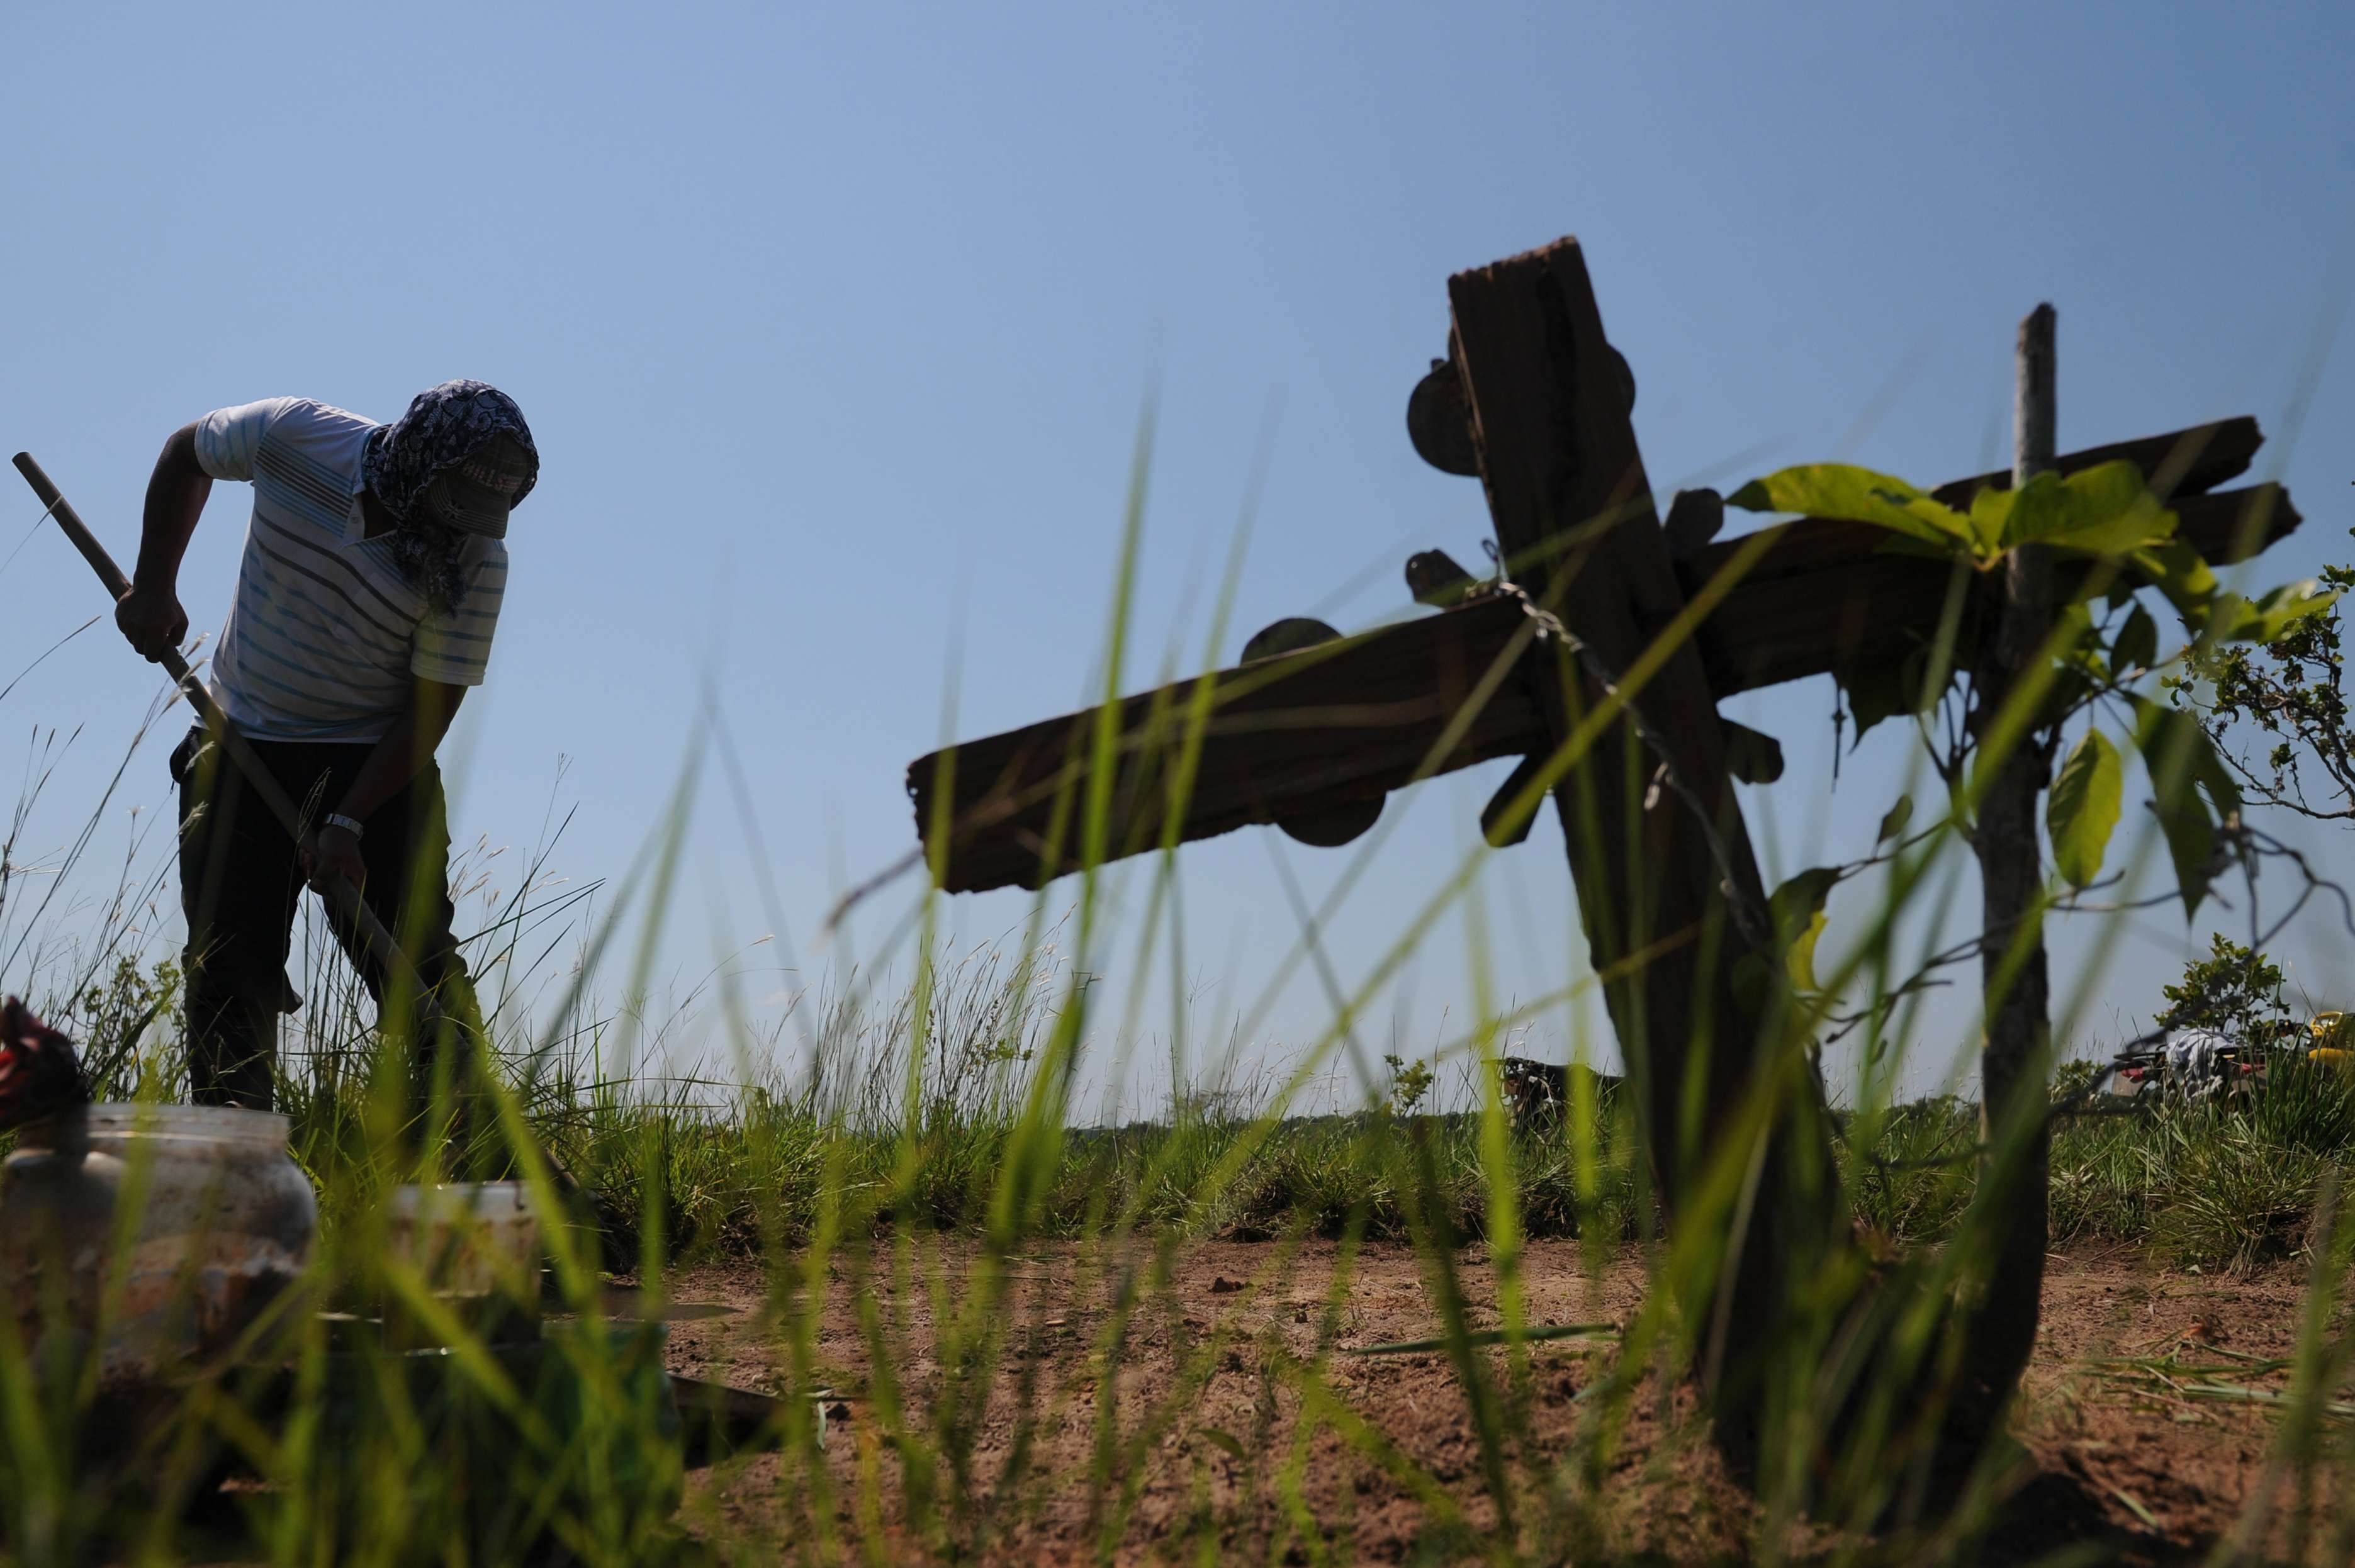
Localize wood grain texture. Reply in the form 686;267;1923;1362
908;595;1544;894
1448;238;1807;1450
1446;236;1770;1188
1926;415;2259;506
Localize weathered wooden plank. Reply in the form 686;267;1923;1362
1449;237;1797;1447
908;595;1544;893
1449;235;1776;1215
1689;481;2300;695
1695;549;1959;697
1926;415;2259;507
2171;482;2305;564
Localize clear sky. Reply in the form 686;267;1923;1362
3;1;2349;1108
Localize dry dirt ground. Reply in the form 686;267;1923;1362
658;1240;2344;1565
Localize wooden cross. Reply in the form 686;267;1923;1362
904;236;2300;1333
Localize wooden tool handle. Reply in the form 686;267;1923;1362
13;452;136;600
16;451;235;725
10;451;426;999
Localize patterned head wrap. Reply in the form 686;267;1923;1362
362;381;539;613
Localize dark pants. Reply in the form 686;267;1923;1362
174;724;480;1120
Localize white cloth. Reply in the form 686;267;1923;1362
193;398;508;741
2162;1028;2239;1100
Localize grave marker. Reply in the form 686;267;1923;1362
904;233;2302;1404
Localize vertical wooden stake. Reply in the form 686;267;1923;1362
2015;306;2057;483
1966;302;2057;1417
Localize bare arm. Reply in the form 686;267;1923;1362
117;422;209;661
300;678;469;893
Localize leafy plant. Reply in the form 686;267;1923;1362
2181;537;2355;823
2155;933;2293;1040
59;953;179;1095
1381;1051;1435;1116
1729;460;2331;910
1728;444;2330;1488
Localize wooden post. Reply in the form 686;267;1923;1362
1965;303;2057;1416
1445;240;1806;1429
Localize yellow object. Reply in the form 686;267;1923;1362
2310;1012;2352;1050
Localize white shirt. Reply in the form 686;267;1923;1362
193;398;508;741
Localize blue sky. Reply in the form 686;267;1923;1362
3;1;2349;1106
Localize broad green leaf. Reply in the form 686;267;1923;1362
2221;580;2339;645
1728;466;1977;554
1876;794;1914;844
2113;603;2157;673
1967;485;2016;556
2007;462;2178;557
2205;591;2255;642
2047;731;2122;888
2053;601;2106;673
1998;471;2067;550
2051;501;2178;559
2128;540;2220;622
2147;789;2217;921
2055;461;2147;527
2133;698;2240;820
1785;907;1831;997
1771;866;1841;993
2133;701;2240;916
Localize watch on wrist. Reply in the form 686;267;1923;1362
324;813;366;840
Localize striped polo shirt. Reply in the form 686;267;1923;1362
193;398;509;742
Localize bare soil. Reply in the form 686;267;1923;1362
659;1241;2342;1565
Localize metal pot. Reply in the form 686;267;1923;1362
0;1102;317;1387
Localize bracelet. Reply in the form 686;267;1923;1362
324;813;366;839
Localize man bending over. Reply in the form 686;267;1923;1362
116;381;537;1121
